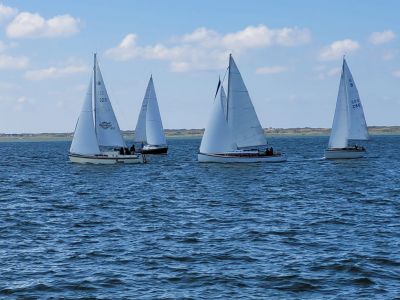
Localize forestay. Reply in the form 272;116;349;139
70;78;101;155
94;56;126;148
227;55;267;148
200;85;236;153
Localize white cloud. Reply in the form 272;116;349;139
327;67;341;76
256;66;288;75
25;63;89;80
0;54;28;69
13;96;35;111
105;25;311;72
6;12;80;38
222;25;310;49
0;82;21;91
314;65;341;80
319;39;360;61
382;50;396;60
369;30;396;45
0;3;17;22
392;70;400;78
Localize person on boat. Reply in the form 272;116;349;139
125;147;131;155
270;147;273;156
119;147;124;155
130;144;136;153
141;142;144;149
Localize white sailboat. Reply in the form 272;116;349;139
69;54;144;164
325;57;369;159
198;54;287;163
134;76;168;154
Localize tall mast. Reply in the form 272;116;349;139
226;54;232;122
93;53;97;136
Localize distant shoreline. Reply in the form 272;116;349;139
0;126;399;142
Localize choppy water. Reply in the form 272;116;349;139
0;135;399;299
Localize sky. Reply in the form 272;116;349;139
0;0;399;133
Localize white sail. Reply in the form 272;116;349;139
227;55;267;148
93;55;126;148
70;77;101;155
343;60;369;140
328;65;349;148
141;76;167;145
133;85;148;143
328;59;369;148
200;85;236;153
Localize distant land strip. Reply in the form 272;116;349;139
0;126;399;142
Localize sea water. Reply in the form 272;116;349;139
0;136;399;298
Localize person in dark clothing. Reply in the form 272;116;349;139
130;144;136;153
124;147;131;155
119;147;124;155
270;147;273;155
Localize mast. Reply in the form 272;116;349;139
342;57;349;146
93;53;97;136
226;54;232;122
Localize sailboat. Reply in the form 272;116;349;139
69;54;144;164
325;57;369;159
198;54;287;163
134;76;168;154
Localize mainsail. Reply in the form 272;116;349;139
227;55;267;148
343;60;369;140
70;77;101;155
200;84;236;153
93;54;126;148
134;76;166;145
328;58;368;148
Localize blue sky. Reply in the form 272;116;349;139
0;0;399;133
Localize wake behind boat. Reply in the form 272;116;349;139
134;76;168;154
69;54;144;164
325;57;369;159
198;54;286;163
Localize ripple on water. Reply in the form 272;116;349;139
0;137;399;298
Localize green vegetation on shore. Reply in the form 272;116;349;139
1;126;399;142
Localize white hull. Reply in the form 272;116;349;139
69;152;144;164
324;148;366;159
198;152;287;163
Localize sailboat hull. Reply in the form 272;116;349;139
140;145;168;154
69;153;144;164
324;148;366;159
198;152;287;163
